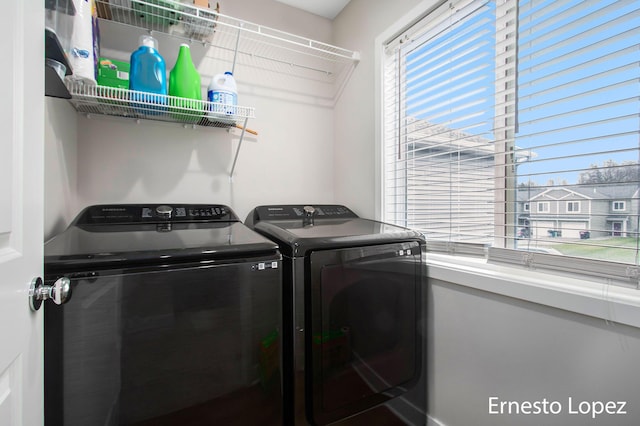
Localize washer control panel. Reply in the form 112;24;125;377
76;204;237;224
254;205;358;220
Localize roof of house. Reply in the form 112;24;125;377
518;184;639;202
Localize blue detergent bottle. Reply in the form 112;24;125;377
129;35;167;114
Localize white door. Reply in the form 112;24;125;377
0;1;45;425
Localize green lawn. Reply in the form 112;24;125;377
554;238;639;264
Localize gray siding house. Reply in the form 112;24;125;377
517;184;639;239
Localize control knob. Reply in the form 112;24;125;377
156;205;173;220
303;205;316;226
303;205;316;217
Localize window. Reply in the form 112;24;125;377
567;201;580;213
382;0;640;277
612;201;626;211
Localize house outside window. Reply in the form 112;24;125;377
567;201;580;213
613;201;626;212
537;202;550;213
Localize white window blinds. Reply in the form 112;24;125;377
382;0;640;281
384;0;498;242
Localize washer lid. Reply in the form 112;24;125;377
45;205;279;271
254;217;424;257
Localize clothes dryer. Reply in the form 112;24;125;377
246;204;426;425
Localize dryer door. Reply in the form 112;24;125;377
307;241;422;425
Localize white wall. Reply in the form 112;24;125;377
74;92;334;221
221;0;332;41
428;278;640;426
44;97;77;239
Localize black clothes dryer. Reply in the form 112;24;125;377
246;205;426;425
44;204;282;426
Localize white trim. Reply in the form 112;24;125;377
374;22;384;221
566;200;581;213
427;253;640;329
612;200;626;211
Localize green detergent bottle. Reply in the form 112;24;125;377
169;43;203;123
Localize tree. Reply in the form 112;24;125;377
578;160;640;184
518;180;538;188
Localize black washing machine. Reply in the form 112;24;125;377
246;205;426;425
44;204;282;426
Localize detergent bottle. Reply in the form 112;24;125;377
207;71;237;117
128;35;167;114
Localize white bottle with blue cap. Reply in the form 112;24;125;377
207;71;238;117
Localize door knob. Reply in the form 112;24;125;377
29;277;71;311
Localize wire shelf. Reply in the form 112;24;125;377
66;80;254;128
95;0;360;85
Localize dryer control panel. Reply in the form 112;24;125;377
252;205;358;220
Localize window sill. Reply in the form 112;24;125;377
426;253;640;329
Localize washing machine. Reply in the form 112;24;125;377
246;205;426;425
43;204;282;426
